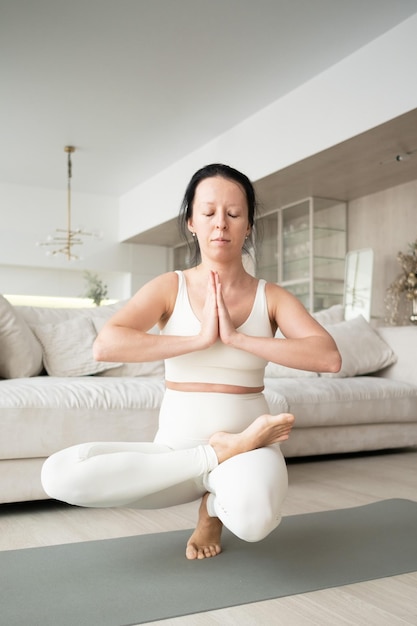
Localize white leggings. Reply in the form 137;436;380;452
41;390;288;542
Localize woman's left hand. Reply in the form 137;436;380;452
213;272;238;345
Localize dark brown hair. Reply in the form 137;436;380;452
178;164;258;266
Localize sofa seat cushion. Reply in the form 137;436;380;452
261;385;289;415
264;376;417;428
0;376;164;459
281;422;417;457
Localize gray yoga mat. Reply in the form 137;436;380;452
1;499;416;626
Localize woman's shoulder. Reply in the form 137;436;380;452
148;271;180;289
264;281;298;320
264;280;287;298
133;271;180;304
136;272;180;326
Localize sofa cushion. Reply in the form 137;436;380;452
376;326;417;386
280;422;417;458
321;315;397;377
313;303;345;325
0;295;43;378
32;317;121;377
262;385;289;414
0;376;164;459
264;376;417;428
17;300;126;326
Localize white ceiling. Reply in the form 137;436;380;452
1;0;417;199
130;106;417;246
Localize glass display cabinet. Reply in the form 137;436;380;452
256;197;346;312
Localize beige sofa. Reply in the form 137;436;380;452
1;296;416;504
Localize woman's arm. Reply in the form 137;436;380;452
93;272;216;363
218;280;341;374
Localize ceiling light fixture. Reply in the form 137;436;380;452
37;146;102;261
379;148;417;166
395;151;415;162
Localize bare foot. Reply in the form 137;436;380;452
209;413;295;464
186;493;223;560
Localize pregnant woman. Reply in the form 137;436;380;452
42;164;341;559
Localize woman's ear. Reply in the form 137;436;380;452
187;219;194;235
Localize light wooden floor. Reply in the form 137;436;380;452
1;448;416;625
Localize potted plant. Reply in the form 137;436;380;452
83;271;108;307
385;239;417;325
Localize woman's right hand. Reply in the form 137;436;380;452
198;271;220;348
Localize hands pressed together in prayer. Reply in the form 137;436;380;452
200;271;237;348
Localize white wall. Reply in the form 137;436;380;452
3;14;417;301
348;179;417;324
0;182;169;299
119;13;417;241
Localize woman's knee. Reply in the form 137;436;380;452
224;496;283;542
41;452;69;501
41;445;92;504
208;446;288;542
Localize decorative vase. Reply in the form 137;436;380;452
411;297;417;325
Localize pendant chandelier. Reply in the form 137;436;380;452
37;146;101;261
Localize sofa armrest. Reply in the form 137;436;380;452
376;326;417;386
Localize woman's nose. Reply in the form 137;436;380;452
216;214;227;229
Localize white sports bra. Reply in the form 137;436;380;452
161;271;273;387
